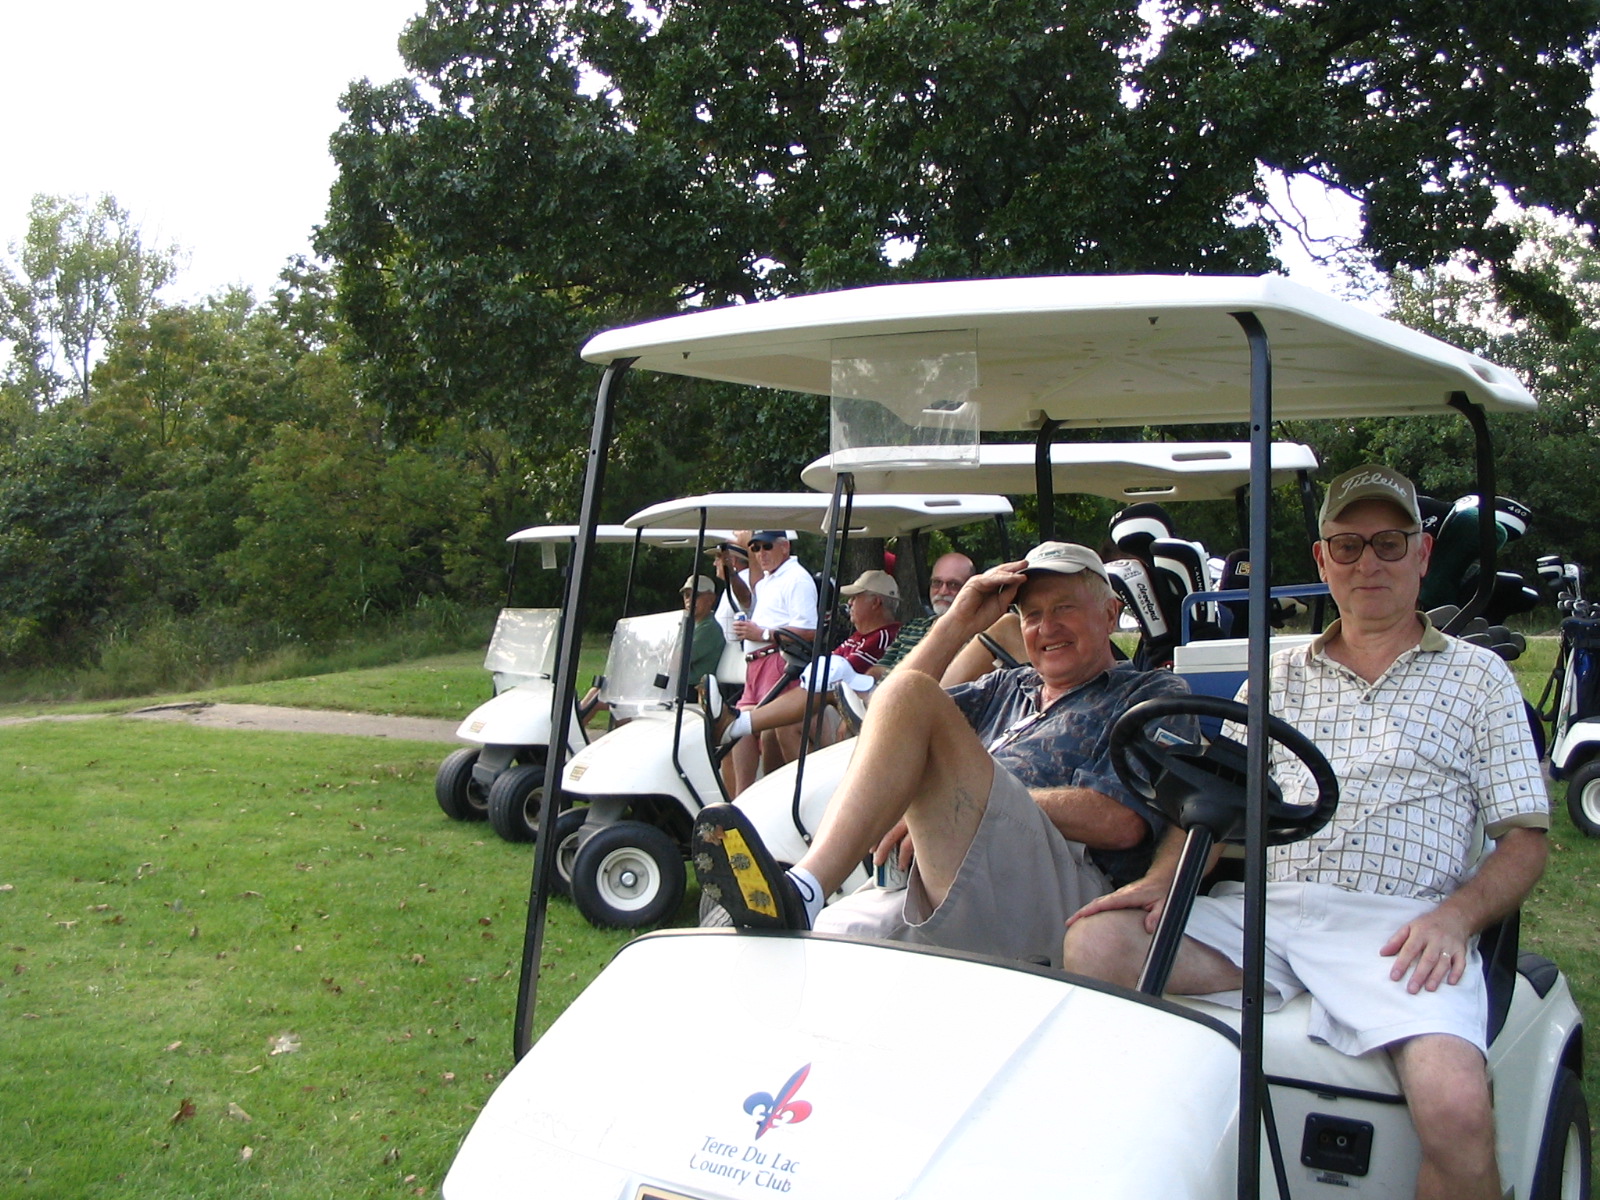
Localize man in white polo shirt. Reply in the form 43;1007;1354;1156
728;530;817;794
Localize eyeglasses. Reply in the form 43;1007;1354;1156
1321;529;1419;565
748;541;776;551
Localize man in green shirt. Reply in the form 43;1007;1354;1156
682;574;728;682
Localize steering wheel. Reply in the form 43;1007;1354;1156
772;627;818;667
1109;695;1339;846
977;631;1023;670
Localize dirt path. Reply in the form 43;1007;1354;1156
2;702;462;743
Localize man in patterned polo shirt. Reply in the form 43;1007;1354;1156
1062;464;1549;1200
693;540;1193;967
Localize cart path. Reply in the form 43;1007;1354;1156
2;702;462;742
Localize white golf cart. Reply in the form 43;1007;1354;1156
435;523;728;840
446;277;1587;1200
558;491;1014;929
719;438;1327;926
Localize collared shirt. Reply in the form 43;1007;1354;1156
746;556;818;651
875;614;935;673
1235;615;1549;901
947;663;1195;885
835;623;901;672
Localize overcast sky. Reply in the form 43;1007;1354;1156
1;0;424;303
2;1;1371;308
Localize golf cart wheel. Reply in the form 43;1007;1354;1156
570;821;686;929
1566;760;1600;838
1531;1066;1590;1200
547;807;588;898
435;747;489;821
486;762;547;843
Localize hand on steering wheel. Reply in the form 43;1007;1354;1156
1109;695;1339;846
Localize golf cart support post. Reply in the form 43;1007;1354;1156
514;277;1538;1200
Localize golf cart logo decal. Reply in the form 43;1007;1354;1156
744;1063;813;1138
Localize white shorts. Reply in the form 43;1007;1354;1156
1182;881;1487;1057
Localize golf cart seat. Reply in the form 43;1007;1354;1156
1168;910;1522;1105
1173;992;1405;1100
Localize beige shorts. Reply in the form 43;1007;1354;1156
814;764;1110;966
1182;881;1488;1057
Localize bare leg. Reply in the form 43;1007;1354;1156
730;734;760;796
793;669;995;906
743;686;811;734
1390;1034;1499;1200
769;723;802;768
1061;908;1244;994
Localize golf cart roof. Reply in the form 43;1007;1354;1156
799;440;1318;499
505;523;734;547
581;275;1533;426
625;493;1013;539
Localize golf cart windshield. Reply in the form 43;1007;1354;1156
483;608;560;680
596;611;685;710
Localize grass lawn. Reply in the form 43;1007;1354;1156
3;638;1598;1197
0;712;683;1198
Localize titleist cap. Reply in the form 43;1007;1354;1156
1319;464;1421;527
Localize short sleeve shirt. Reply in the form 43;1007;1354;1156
1237;616;1549;901
747;556;818;650
875;615;935;673
946;664;1196;885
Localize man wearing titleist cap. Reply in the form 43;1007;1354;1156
728;531;818;794
693;541;1193;965
1063;464;1548;1200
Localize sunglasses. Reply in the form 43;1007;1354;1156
748;540;776;551
1322;529;1418;565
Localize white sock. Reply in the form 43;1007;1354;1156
727;711;753;740
786;866;826;927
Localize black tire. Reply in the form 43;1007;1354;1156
435;747;488;821
1567;760;1600;838
546;807;588;898
570;821;686;929
1531;1065;1590;1200
486;762;546;843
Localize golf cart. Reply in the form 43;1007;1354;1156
445;276;1586;1200
557;491;1014;929
434;523;729;840
1537;555;1600;836
715;438;1327;925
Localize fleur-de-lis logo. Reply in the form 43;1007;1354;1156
743;1064;813;1139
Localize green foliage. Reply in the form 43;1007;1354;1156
320;0;1600;463
1291;218;1600;574
0;193;179;409
225;423;491;638
0;413;149;661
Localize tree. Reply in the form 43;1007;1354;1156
1288;218;1600;572
0;193;179;409
320;0;1600;477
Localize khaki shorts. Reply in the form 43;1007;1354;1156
814;764;1110;966
1182;881;1488;1057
